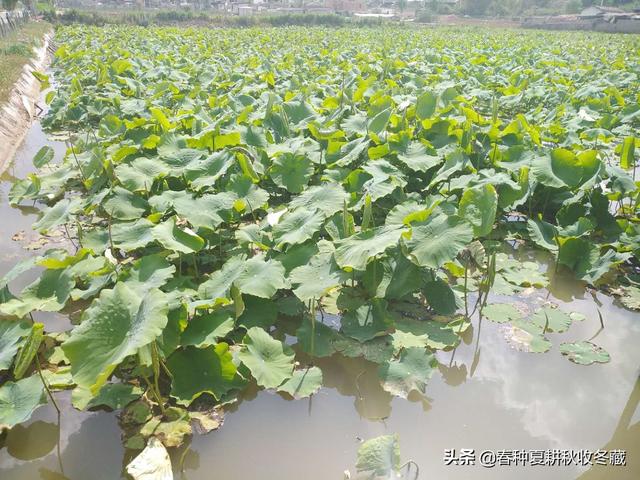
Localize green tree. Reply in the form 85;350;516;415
2;0;20;10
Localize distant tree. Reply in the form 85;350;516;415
462;0;492;16
2;0;19;9
566;0;582;13
398;0;407;11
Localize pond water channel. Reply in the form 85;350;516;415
0;119;638;480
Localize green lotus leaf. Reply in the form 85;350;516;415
33;146;54;168
503;321;551;353
237;295;279;330
103;186;149;221
368;108;391;135
405;214;473;269
0;375;47;430
181;309;235;347
173;192;236;230
0;320;31;370
416;91;437;120
290;248;347;302
275;241;319;274
615;285;640;311
527;217;558;252
115;157;168;192
111;218;155;251
559;341;610;365
87;383;143;410
295;318;340;358
482;303;522;323
356;434;401;477
332;335;395;364
152;217;205;254
197;256;246;305
272;208;324;248
378;347;437;398
124;254;176;293
396;142;442;172
34;198;83;233
62;283;169;394
184;151;235;189
270;153;314;193
498;260;547;288
238;327;295;388
531;306;573;333
213;131;241;150
167;344;243;405
341;299;394;342
423;278;458;315
532;148;600;189
557;237;597;275
390;330;430;353
377;253;425;300
619;136;635;170
0;269;75;319
277;366;323;399
288;184;349;217
395;318;460;350
234;256;287;299
334;225;404;271
227;174;270;210
459;184;497;237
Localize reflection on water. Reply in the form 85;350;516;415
0;122;639;480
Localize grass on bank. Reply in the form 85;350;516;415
0;21;51;105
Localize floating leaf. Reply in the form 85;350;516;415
356;434;401;477
559;341;610;365
482;303;522;323
277;366;323;399
531;306;573;333
378;347;437;398
503;321;551;353
126;436;173;480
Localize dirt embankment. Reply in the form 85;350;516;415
0;31;53;174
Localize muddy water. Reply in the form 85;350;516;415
0;122;639;480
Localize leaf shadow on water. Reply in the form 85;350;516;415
313;354;433;420
3;420;59;461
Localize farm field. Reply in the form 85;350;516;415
0;25;640;479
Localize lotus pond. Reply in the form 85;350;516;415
0;25;639;479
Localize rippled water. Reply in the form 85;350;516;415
0;121;638;480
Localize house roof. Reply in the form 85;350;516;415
580;5;625;16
